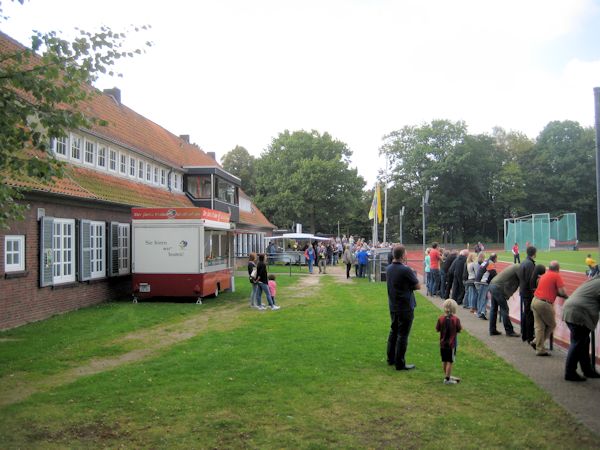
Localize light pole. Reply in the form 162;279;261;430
594;87;600;260
422;189;430;256
593;87;600;379
399;206;405;244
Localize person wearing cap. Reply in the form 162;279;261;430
562;276;600;381
532;261;568;356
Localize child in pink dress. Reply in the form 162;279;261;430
267;274;280;310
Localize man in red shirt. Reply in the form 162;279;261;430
429;242;441;296
512;242;520;264
532;261;568;356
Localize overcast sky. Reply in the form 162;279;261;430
2;0;600;187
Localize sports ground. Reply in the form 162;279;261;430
1;256;600;447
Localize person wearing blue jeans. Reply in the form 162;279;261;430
247;253;260;308
439;268;446;298
475;282;489;319
357;247;369;278
430;269;441;297
256;254;280;310
488;263;521;337
306;245;315;274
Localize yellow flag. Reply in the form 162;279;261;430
368;183;383;223
368;184;377;220
376;183;383;223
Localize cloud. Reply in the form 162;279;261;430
2;0;598;186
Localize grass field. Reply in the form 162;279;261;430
1;275;599;448
497;249;599;273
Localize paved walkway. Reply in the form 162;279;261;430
323;263;600;436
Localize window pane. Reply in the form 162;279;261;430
186;176;211;199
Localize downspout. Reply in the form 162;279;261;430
167;168;173;192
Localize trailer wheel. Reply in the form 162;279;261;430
196;297;203;305
132;296;138;304
214;284;220;298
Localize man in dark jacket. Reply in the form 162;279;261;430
518;246;537;344
562;276;600;381
449;249;468;304
442;251;457;299
386;245;421;371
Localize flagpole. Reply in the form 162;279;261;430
383;157;388;244
372;183;378;246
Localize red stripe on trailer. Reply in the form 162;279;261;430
133;271;232;299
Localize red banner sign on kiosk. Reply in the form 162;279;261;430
132;207;230;223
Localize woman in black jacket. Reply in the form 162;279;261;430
248;253;259;308
256;254;280;310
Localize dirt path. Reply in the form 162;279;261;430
0;273;322;408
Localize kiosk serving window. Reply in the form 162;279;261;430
204;230;229;267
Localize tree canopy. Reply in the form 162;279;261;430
220;145;257;196
252;130;367;234
0;3;150;228
380;119;597;243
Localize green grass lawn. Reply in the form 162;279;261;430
1;275;598;448
497;249;599;273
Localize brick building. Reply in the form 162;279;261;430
0;31;275;330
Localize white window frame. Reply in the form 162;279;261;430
4;235;25;273
84;139;96;165
90;221;105;279
129;156;136;178
119;153;127;175
145;163;152;182
97;145;107;169
52;219;76;284
70;134;82;162
138;160;144;180
160;168;166;186
118;223;130;274
109;148;117;172
153;166;159;184
53;136;68;158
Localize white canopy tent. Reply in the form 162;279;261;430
264;233;331;241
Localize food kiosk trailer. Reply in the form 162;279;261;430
131;207;234;303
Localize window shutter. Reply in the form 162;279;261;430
108;222;120;276
79;219;92;281
39;217;54;287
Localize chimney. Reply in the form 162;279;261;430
179;134;190;144
207;152;216;160
103;87;121;104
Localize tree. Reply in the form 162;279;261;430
520;121;597;240
220;145;256;196
380;120;470;242
254;130;366;234
0;2;151;228
380;120;468;198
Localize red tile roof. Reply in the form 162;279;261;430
239;191;276;230
1;31;275;228
0;30;217;170
10;165;192;208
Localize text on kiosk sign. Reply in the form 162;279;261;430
132;207;230;223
